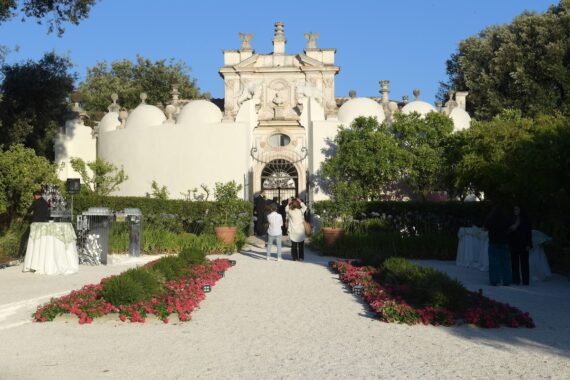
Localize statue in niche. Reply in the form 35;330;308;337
239;33;254;51
304;32;319;49
272;92;286;120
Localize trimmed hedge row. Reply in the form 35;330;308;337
314;200;492;234
73;195;252;234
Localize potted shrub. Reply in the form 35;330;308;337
320;182;355;249
212;181;243;245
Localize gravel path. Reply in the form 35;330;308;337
0;246;569;379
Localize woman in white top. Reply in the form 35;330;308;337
286;199;307;261
266;203;284;261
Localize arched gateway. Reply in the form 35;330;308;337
261;159;298;202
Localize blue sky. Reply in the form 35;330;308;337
0;0;558;104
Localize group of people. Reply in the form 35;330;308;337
484;205;533;286
254;191;308;262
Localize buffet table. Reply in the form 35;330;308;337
23;222;79;275
456;227;552;281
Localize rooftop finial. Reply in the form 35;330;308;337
380;80;390;103
413;88;420;100
272;21;286;54
239;33;254;51
108;93;120;113
140;92;148;104
304;32;319;49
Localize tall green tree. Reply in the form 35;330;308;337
449;110;535;202
391;112;454;200
321;117;407;200
0;52;75;159
0;144;57;225
441;0;570;120
77;55;201;117
0;0;97;35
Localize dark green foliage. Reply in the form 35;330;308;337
102;275;147;307
151;256;187;281
321;115;454;201
381;258;468;312
441;1;570;120
0;0;97;35
178;246;206;266
72;194;251;234
102;267;164;307
0;52;76;159
77;55;201;119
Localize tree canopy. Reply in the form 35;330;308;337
0;0;97;35
0;144;57;224
77;55;201;118
446;110;570;216
0;52;75;159
441;0;570;120
321;113;453;201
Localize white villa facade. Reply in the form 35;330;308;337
55;22;471;203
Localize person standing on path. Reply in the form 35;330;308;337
483;205;512;286
266;203;283;261
509;206;533;285
255;191;268;237
286;198;307;261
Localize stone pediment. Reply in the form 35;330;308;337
229;53;330;70
232;54;260;69
295;54;326;68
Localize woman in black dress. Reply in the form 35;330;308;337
509;206;533;285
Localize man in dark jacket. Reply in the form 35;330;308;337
27;191;50;223
254;191;268;236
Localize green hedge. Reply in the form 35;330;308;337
314;200;493;234
73;195;251;234
311;230;457;266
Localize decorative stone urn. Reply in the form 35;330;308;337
214;226;237;245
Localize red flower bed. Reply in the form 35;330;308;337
331;260;534;328
34;259;231;324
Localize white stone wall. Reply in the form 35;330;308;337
54;118;97;185
97;121;250;199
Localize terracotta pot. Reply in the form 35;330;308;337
322;227;345;248
214;226;237;245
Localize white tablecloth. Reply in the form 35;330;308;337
456;227;552;281
23;222;79;275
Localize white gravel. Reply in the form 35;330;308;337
0;247;569;379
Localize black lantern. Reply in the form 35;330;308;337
229;260;237;266
217;271;225;278
202;284;211;293
352;284;364;296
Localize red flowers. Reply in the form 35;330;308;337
33;259;231;324
332;260;534;328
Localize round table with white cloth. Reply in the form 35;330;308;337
23;222;79;275
456;227;552;281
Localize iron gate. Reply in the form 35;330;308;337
261;159;298;203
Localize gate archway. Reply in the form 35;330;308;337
261;159;298;203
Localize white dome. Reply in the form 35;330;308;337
337;98;385;126
450;107;472;131
98;111;120;133
401;100;437;117
177;100;223;125
125;104;166;128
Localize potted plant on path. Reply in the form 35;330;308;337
212;181;243;245
321;182;355;250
